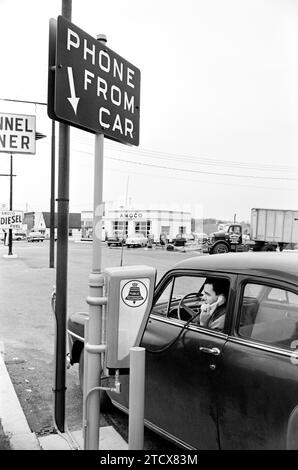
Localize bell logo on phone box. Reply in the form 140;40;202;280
104;265;156;369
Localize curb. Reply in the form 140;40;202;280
38;427;128;450
0;343;127;451
0;343;41;450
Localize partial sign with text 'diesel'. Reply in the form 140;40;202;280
48;16;141;146
0;211;23;229
0;113;36;154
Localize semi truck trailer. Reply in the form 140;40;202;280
207;208;298;254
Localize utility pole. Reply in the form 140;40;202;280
8;154;13;256
49;120;56;268
53;0;72;433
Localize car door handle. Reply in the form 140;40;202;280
199;347;221;356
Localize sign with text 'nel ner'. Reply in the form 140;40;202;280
48;16;141;146
0;211;23;229
0;113;36;154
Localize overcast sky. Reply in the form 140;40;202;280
1;0;298;221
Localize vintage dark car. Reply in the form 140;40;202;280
171;233;187;246
67;252;298;450
106;234;126;247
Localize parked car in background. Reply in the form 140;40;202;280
125;232;148;248
27;231;45;242
68;252;298;450
12;231;27;241
171;234;187;246
106;234;126;247
170;233;203;247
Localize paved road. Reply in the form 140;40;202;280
0;240;201;448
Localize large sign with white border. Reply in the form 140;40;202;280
0;113;36;154
48;16;141;146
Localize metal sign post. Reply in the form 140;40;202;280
84;131;105;450
83;33;108;451
8;154;13;256
49;120;56;268
53;0;72;434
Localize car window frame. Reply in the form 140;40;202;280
233;275;298;352
151;269;237;334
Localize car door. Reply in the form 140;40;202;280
218;275;298;449
138;270;236;449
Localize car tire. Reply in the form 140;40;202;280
213;243;229;254
261;244;276;252
78;350;112;412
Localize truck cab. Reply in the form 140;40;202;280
207;224;244;254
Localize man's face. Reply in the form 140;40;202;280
202;283;218;305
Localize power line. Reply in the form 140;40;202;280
0;98;47;106
2;98;298;173
59;142;298;181
105;157;298;181
38;140;298;190
103;164;298;192
71;136;298;173
106;143;298;173
2;99;297;174
37;139;298;181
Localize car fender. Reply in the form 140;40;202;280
67;311;87;363
70;337;84;365
287;405;298;449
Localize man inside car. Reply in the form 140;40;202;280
198;277;230;331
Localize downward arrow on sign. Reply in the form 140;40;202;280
67;67;80;114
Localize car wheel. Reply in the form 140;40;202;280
261;244;276;252
213;243;229;254
78;350;112;411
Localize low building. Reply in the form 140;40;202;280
104;205;192;242
23;212;81;240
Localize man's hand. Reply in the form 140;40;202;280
200;303;212;326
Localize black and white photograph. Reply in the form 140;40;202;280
0;0;298;456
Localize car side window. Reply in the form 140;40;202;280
151;278;174;317
168;276;205;321
151;275;205;320
151;274;231;330
238;283;298;350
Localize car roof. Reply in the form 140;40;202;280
171;252;298;284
